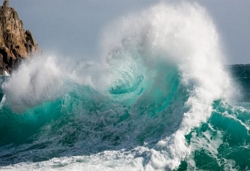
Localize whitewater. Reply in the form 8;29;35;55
0;2;250;171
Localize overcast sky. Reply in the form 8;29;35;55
8;0;250;64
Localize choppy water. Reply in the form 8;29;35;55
0;2;249;171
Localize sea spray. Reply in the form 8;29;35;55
101;2;235;169
0;2;240;171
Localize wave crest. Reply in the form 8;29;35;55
0;2;237;170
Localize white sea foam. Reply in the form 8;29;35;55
100;2;235;170
0;2;235;171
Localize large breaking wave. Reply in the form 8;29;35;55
0;2;246;171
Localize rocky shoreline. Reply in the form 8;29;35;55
0;0;40;75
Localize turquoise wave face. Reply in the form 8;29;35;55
0;56;188;166
2;63;250;170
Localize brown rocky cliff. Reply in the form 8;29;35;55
0;0;41;74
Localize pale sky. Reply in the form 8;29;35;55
8;0;250;64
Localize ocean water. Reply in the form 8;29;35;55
0;2;249;171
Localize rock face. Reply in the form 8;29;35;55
0;0;40;74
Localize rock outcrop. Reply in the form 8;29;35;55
0;0;40;74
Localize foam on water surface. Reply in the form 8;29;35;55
0;2;245;171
